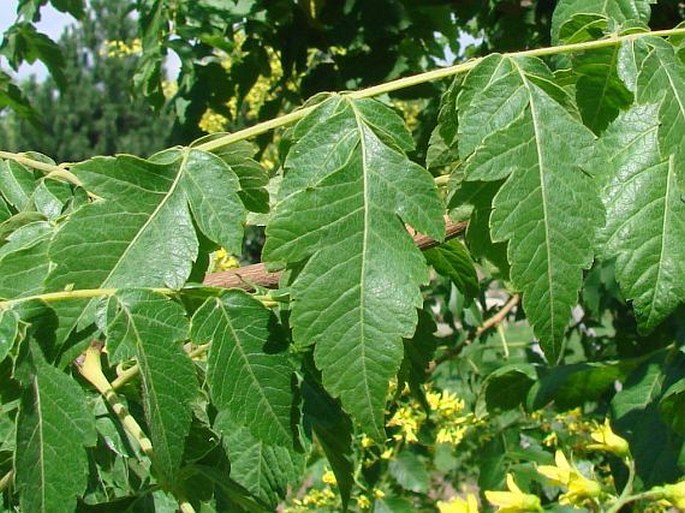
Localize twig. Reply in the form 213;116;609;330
203;220;468;290
428;294;520;372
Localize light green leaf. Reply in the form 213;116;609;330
460;55;603;359
551;0;652;44
105;289;197;484
0;221;52;299
632;37;685;186
15;343;96;513
263;95;444;438
204;139;270;213
0;160;35;211
191;290;294;447
596;103;685;331
0;309;19;362
46;149;245;342
215;412;304;509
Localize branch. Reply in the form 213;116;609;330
203;220;468;290
428;293;520;373
194;27;685;153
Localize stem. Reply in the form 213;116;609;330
77;345;154;457
606;458;637;513
77;345;197;513
0;287;173;310
111;343;211;391
194;27;685;153
428;294;520;372
0;151;66;175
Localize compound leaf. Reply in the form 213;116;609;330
46;149;245;344
14;343;96;513
460;55;603;359
263;95;444;438
596;103;685;331
105;289;197;484
191;290;293;447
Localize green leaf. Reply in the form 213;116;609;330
557;13;609;44
527;360;638;411
460;55;603;359
302;369;354;509
388;450;429;494
263;95;444;438
46;149;245;341
14;343;96;513
632;37;685;186
483;364;536;411
424;240;478;299
0;309;19;362
661;378;685;435
0;160;35;211
1;23;67;89
596;103;685;331
551;0;652;44
105;289;197;484
373;496;416;513
612;357;684;486
199;138;270;214
0;221;52;299
191;290;294;448
574;46;633;133
214;411;304;509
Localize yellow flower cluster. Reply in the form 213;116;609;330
99;38;142;57
198;109;229;134
386;405;423;444
289;487;336;509
209;248;239;273
427;390;476;447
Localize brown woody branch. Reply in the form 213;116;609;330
203;220;468;290
428;293;520;373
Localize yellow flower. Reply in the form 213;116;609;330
373;488;385;499
437;494;479;513
587;418;630;457
322;470;337;486
357;494;371;509
386;405;422;443
360;434;375;448
485;474;542;513
663;480;685;509
537;450;601;506
380;447;394;460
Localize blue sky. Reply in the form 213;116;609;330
1;0;75;79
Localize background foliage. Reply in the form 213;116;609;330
1;1;685;513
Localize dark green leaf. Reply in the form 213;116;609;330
596;103;685;331
424;240;478;299
263;95;444;438
214;412;304;509
460;55;602;359
302;370;354;509
191;290;294;448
